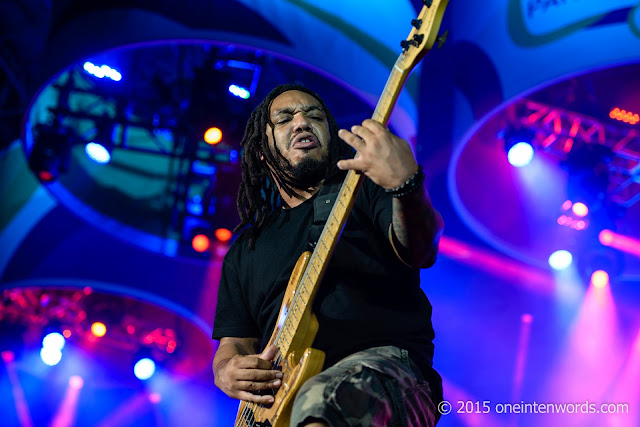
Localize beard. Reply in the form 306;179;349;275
276;152;330;190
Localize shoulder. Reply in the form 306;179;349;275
224;210;281;260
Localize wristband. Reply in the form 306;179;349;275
385;166;424;198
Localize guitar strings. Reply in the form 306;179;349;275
236;180;352;426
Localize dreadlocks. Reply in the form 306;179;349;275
235;83;354;249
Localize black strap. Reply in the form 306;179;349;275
307;182;342;250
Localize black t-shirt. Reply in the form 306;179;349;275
212;178;437;375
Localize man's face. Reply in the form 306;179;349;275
265;90;331;186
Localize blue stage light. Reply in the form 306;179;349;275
134;358;156;380
229;150;239;163
85;142;112;164
42;332;65;351
83;61;122;82
507;142;534;167
40;347;62;366
549;250;573;270
228;84;250;99
186;195;204;216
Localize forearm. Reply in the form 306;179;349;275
390;185;443;268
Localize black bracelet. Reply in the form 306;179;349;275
385;166;424;198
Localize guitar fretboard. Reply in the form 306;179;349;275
273;63;411;355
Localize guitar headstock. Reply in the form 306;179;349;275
397;0;449;72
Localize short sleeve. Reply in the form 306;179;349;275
211;246;260;340
363;178;394;237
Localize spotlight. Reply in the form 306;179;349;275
42;332;66;351
578;246;624;285
571;202;589;217
214;228;232;243
508;142;534;167
83;61;122;82
558;199;590;231
40;347;62;366
609;107;639;125
85;142;111;164
548;250;573;270
228;84;250;99
521;313;533;323
69;375;84;389
183;216;213;254
192;234;210;252
503;128;535;167
85;121;115;164
204;127;223;145
134;358;156;380
591;270;609;288
90;322;107;338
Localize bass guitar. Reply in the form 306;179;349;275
235;1;449;425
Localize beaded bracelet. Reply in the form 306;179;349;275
385;166;424;198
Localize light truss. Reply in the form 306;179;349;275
513;99;640;207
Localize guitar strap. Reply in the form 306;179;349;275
307;181;343;250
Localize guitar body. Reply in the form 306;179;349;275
235;252;326;427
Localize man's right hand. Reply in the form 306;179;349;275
214;341;283;404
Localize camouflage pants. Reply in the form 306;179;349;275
290;346;437;427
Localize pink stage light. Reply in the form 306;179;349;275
439;236;555;294
591;270;609;288
545;280;624;413
599;229;640;258
3;351;33;427
571;202;588;217
1;350;14;363
95;392;152;427
69;375;84;390
51;376;83;427
608;329;640;426
513;314;533;403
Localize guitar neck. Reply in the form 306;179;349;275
275;63;411;355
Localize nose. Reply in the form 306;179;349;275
292;112;312;134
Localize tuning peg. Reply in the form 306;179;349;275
400;39;410;52
413;34;424;45
436;30;448;48
423;0;433;7
411;19;422;29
